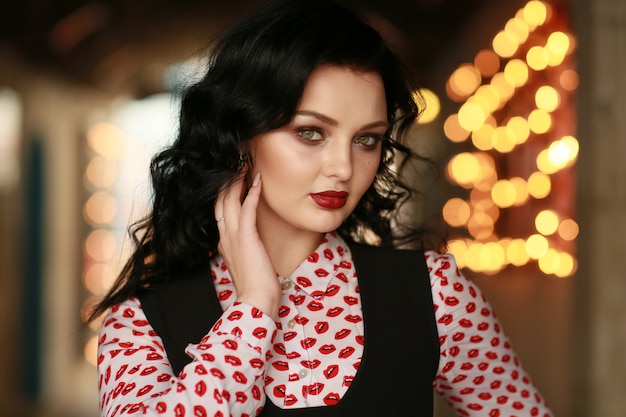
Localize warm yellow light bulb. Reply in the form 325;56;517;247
448;239;469;269
443;114;470;143
535;209;560;235
560;69;579;91
471;124;496;151
538;248;561;274
458;102;488;132
416;88;440;124
504;59;529;87
493;126;517;153
491;180;517;208
510;177;530;206
505;17;530;44
83;191;117;226
535;85;560;112
523;0;548;28
507;239;530;266
467;212;495;240
448;152;481;187
526;46;550;71
490;73;515;102
528;109;552;134
85;156;117;189
546;31;570;66
474;49;500;77
493;30;519;58
475;85;501;113
479;242;506;273
537;149;559;174
528;172;551;199
506;116;530;144
87;122;123;159
555;252;576;277
443;198;472;227
450;64;482;98
526;234;549;259
85;229;118;262
558;219;579;241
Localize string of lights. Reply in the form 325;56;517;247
441;0;578;277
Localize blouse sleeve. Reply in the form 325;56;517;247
97;297;276;417
426;251;553;417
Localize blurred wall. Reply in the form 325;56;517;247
573;0;626;414
0;47;109;417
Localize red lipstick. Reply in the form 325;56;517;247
310;191;348;209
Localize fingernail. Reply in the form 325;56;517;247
252;172;261;186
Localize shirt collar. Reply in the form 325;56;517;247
285;232;353;298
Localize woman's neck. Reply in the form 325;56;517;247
257;223;325;278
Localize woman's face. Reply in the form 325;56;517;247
250;65;387;239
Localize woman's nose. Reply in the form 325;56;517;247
323;139;352;181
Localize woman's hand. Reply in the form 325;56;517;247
215;173;281;320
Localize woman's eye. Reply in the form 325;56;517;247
298;129;323;141
354;135;379;146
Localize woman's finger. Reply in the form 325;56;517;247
239;172;262;231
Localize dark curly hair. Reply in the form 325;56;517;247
89;0;434;322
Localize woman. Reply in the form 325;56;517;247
91;0;553;416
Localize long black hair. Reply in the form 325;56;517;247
89;0;435;322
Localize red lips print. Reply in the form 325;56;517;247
307;301;324;311
218;289;233;301
273;384;286;398
315;321;329;334
338;346;355;358
314;268;329;277
344;314;362;323
325;285;340;297
253;327;268;339
323;392;340;406
326;306;344;317
226;310;242;321
319;344;336;354
343;295;358;305
194;381;206;396
278;305;291;317
300;359;321;369
284;394;298;406
297;276;312;287
301;337;317;349
335;328;351;339
304;382;324;396
324;364;339;379
233;371;248;384
249;358;264;369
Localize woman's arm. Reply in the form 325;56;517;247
427;252;553;417
97;297;276;417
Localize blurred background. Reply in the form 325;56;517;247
0;0;623;416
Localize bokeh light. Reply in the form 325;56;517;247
443;0;576;277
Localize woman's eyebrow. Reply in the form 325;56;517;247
295;110;389;130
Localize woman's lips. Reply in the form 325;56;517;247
310;191;349;209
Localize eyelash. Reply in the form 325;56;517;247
296;128;382;149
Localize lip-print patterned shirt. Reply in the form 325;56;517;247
97;232;553;417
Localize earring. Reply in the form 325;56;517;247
238;153;247;169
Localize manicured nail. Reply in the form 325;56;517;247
252;172;261;187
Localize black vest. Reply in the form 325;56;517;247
139;244;439;416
